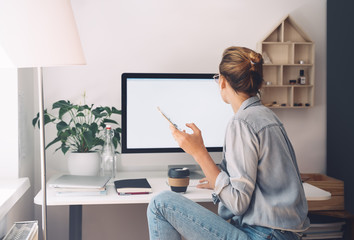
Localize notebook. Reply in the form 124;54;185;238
49;175;111;189
114;178;152;195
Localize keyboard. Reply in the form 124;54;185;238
189;179;202;187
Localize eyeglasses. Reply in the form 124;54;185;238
213;74;220;83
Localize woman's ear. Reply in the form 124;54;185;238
219;75;227;89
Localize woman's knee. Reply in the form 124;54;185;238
147;190;177;217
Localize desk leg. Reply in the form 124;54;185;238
69;205;82;240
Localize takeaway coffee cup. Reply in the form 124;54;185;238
168;167;190;193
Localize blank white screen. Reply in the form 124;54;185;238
126;77;233;150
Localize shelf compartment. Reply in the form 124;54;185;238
283;65;312;85
294;43;314;64
263;65;282;85
293;86;313;107
261;87;292;107
263;24;283;42
283;18;309;42
262;43;293;64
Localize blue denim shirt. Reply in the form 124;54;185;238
213;96;310;232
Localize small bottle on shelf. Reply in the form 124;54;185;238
101;125;116;178
298;69;306;85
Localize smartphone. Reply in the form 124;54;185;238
157;107;180;130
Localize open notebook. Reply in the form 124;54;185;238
303;183;331;201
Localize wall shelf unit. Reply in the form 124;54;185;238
258;15;315;108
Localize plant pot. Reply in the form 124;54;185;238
67;151;101;176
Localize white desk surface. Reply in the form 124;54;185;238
34;171;331;206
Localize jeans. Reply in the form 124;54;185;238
147;191;300;240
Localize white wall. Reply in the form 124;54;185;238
11;68;36;227
0;68;19;177
0;68;18;238
36;0;327;239
0;68;36;237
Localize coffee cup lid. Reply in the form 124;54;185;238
168;167;190;178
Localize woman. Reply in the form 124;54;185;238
147;46;309;240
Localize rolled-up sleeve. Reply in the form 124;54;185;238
213;119;259;216
212;171;229;204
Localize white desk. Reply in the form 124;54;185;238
35;171;214;240
34;171;331;240
34;171;213;206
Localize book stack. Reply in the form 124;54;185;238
49;175;111;196
302;214;346;240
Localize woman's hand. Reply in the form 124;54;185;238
169;123;207;158
170;122;221;189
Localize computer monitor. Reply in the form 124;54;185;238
121;73;234;155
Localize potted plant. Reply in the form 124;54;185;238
33;98;122;176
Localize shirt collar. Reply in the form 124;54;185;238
240;95;261;111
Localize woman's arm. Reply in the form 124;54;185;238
169;123;220;189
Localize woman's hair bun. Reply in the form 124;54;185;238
249;51;263;66
219;46;264;96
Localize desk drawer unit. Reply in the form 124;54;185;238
301;173;344;211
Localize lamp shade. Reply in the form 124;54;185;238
0;0;86;68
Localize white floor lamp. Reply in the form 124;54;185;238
0;1;86;239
